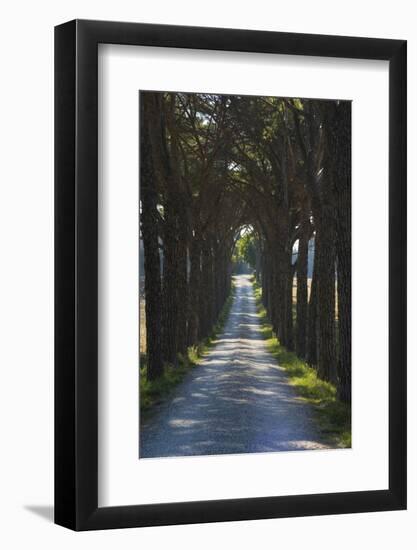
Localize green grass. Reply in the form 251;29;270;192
252;279;351;448
140;285;235;415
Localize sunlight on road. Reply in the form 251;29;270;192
140;274;331;458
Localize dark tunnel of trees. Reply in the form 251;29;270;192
140;91;351;403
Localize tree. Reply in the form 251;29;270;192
140;91;351;403
140;95;163;380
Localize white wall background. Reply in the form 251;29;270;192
0;0;414;547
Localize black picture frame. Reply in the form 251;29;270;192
55;19;407;531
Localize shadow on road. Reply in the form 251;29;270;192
140;275;332;458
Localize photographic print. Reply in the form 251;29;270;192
54;20;406;530
139;91;351;459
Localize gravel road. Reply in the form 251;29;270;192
140;274;329;458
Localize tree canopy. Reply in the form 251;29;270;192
140;91;351;403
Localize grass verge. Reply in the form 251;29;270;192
252;278;351;448
140;285;235;415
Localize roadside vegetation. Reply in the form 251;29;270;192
253;278;351;448
140;285;235;415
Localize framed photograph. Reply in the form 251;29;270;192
55;19;406;530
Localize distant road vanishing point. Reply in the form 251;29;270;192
140;274;330;458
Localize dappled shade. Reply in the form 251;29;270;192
140;276;329;457
140;91;351;402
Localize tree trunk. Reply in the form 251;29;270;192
334;102;352;402
175;200;188;357
161;201;179;366
262;253;270;310
187;235;201;346
199;239;214;339
315;212;337;383
140;103;163;380
274;252;286;344
283;253;294;351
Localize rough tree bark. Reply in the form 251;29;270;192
161;200;180;365
333;102;352;402
146;92;181;366
315;211;337;383
199;238;214;339
175;197;188;357
284;251;295;351
314;105;338;383
187;234;201;347
140;97;163;380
